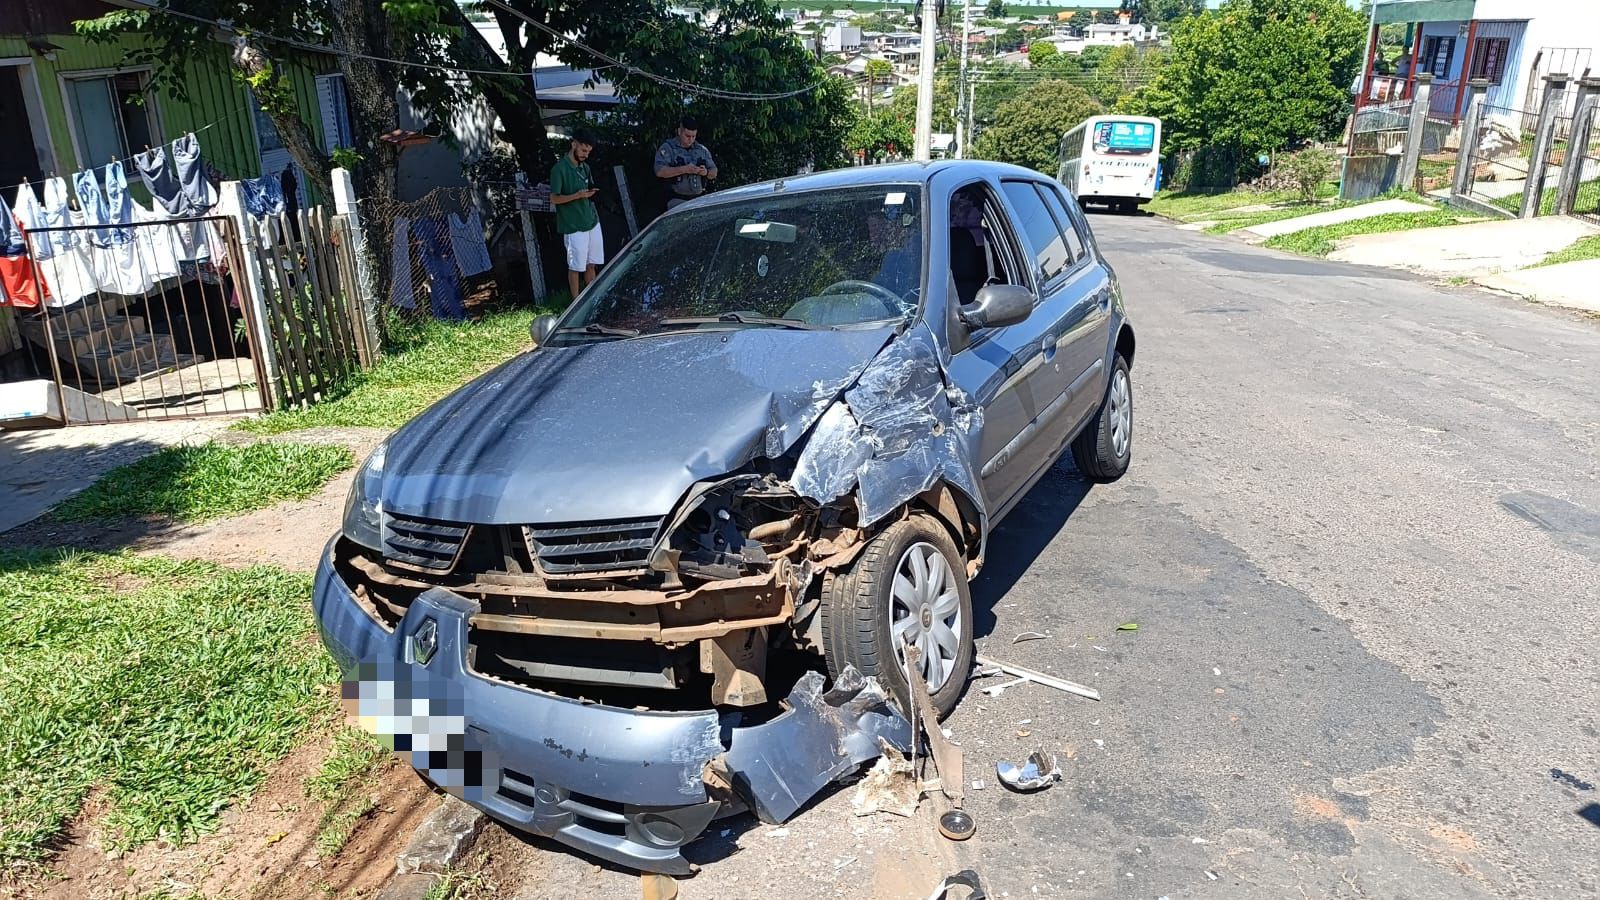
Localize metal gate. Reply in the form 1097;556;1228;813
16;215;271;426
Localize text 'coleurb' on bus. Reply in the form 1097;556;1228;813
1058;116;1162;213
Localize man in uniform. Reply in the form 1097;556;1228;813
655;116;717;210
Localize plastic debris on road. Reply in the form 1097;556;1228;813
995;751;1063;792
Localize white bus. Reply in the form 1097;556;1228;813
1057;116;1162;213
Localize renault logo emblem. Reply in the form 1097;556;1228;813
411;618;438;666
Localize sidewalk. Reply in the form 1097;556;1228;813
1476;259;1600;313
1325;216;1600;277
1238;197;1434;241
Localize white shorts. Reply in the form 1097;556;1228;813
563;224;604;271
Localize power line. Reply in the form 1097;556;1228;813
134;0;828;102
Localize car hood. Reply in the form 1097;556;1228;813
380;326;897;524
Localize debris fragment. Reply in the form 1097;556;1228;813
971;779;985;790
937;809;977;842
1205;870;1220;881
923;868;986;899
1116;622;1139;631
766;828;791;838
835;856;857;870
995;752;1062;792
981;676;1029;697
1013;631;1048;643
1213;667;1222;676
975;654;1101;701
970;665;1003;680
641;872;679;900
851;741;921;818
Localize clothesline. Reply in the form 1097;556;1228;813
12;119;226;194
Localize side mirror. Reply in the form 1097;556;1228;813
959;284;1033;330
530;314;557;346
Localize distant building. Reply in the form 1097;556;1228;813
1084;22;1156;46
823;24;863;54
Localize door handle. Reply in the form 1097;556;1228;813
1097;289;1111;311
1042;335;1057;362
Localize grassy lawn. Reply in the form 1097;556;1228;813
1533;234;1600;268
1146;183;1337;223
1262;210;1470;257
0;552;334;866
1203;202;1350;234
50;442;354;524
239;308;548;435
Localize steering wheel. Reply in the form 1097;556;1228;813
817;279;909;317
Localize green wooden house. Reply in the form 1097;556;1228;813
0;0;348;201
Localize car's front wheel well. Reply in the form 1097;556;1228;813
1116;323;1135;368
907;484;984;577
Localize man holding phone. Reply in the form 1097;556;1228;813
655;116;717;210
551;128;603;298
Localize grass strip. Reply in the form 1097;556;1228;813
1532;234;1600;268
1261;210;1468;257
50;442;353;524
0;552;333;866
238;309;545;435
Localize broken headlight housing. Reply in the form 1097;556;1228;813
341;441;387;552
653;475;804;585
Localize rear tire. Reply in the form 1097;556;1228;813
1071;354;1132;482
819;515;974;719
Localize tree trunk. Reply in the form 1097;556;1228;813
229;42;334;202
326;0;404;332
442;2;556;179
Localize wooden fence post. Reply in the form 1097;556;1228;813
614;165;640;239
222;180;283;408
331;167;380;364
515;172;548;306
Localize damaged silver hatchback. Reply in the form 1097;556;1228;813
313;160;1134;873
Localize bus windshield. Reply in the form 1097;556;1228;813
1091;120;1158;156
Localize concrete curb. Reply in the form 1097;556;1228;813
397;796;487;874
373;795;488;900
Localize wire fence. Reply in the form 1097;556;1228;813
360;187;505;328
1464;102;1534;214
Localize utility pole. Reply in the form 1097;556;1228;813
956;0;971;158
966;81;976;154
914;0;938;160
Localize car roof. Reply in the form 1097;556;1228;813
698;159;1048;207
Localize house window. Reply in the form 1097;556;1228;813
64;71;156;168
1470;37;1511;84
1421;36;1456;78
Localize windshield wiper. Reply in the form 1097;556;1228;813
657;312;827;331
554;323;640;338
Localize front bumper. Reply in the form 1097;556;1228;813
312;538;910;874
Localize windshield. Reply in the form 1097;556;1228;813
1091;120;1157;156
552;185;923;341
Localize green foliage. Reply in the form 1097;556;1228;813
973;80;1102;174
51;443;354;524
1134;0;1366;160
330;147;364;171
889;75;958;134
1028;41;1059;66
238;310;547;434
847;110;914;161
1263;147;1338;202
1533;234;1600;268
1124;0;1204;24
1262;210;1467;256
985;0;1007;17
0;552;331;865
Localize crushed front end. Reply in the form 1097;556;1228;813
314;468;911;873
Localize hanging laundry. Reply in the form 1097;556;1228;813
240;175;285;218
134;144;189;217
0;192;45;308
447;209;493;277
132;200;182;285
171;132;217;213
390;216;416;310
82;162;151;296
415;215;466;322
13;182;95;307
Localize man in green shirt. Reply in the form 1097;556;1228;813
550;128;602;299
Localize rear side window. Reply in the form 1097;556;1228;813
1001;180;1070;282
1037;183;1086;263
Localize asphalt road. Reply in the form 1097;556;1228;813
493;213;1600;898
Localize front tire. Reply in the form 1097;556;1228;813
819;515;974;719
1071;354;1132;481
